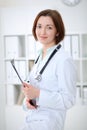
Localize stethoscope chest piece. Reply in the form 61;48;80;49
35;73;42;81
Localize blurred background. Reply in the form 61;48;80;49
0;0;87;130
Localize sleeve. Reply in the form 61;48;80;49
37;58;77;110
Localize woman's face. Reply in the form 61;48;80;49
35;16;58;47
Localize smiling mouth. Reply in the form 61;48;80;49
40;36;47;39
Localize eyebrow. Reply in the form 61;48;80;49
47;24;54;26
37;23;54;26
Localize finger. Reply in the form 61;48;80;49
22;82;27;88
26;102;35;109
23;82;30;87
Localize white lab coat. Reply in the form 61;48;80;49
21;45;77;130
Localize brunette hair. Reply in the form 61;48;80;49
32;9;65;44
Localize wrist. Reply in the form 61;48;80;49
35;88;40;98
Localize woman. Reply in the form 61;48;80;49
21;9;77;130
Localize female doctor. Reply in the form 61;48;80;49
21;9;77;130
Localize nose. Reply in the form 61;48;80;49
40;27;46;35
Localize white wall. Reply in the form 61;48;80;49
0;9;6;130
64;105;87;130
1;0;87;35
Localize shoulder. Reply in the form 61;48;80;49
56;46;72;61
55;46;76;70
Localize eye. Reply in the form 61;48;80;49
36;25;42;29
46;26;53;30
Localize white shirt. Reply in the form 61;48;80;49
22;45;77;130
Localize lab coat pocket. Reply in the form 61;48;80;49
26;110;52;122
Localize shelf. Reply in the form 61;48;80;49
5;60;27;84
4;34;38;105
82;60;87;83
63;34;80;59
26;35;42;59
6;84;24;106
3;33;87;105
4;35;26;59
74;60;80;83
28;59;35;71
81;34;87;58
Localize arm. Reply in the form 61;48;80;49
22;82;40;110
37;59;77;110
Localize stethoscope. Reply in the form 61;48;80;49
10;44;61;83
34;44;61;82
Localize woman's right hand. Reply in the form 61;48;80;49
25;98;37;109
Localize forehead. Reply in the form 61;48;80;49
37;16;54;25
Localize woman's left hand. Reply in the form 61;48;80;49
22;82;40;99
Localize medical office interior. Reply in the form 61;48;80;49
0;0;87;130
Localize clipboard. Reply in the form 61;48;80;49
10;59;23;84
10;59;37;107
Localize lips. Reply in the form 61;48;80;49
40;36;47;39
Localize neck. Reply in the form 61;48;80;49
42;44;56;59
42;49;47;59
